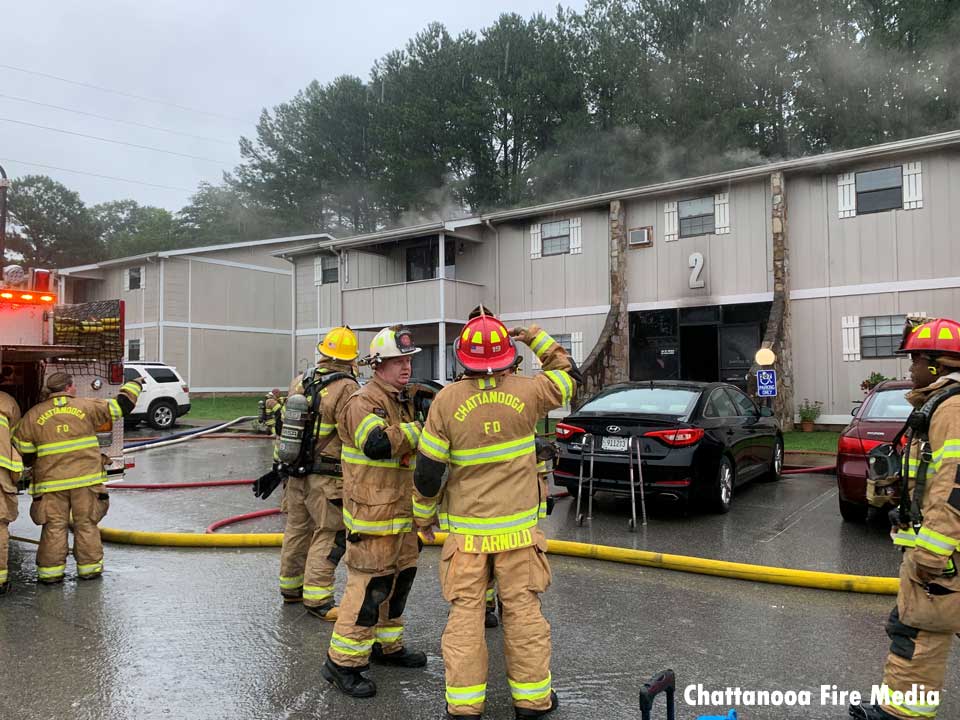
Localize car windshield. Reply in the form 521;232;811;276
579;387;700;419
863;388;912;420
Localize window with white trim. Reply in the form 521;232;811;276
679;197;715;238
541;220;571;256
127;266;143;291
321;255;338;285
127;338;141;362
860;315;905;358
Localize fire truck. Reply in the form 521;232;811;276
1;264;127;476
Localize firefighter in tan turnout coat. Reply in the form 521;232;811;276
322;325;428;699
413;311;576;719
13;372;142;584
0;390;22;595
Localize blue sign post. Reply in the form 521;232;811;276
757;369;778;397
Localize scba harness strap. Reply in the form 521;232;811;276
896;384;960;531
282;369;353;478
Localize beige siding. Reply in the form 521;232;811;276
163;258;190;322
142;326;160;363
346;247;404;289
319;282;342;329
790;151;960;290
189;262;291;330
163;326;189;377
624;179;771;304
497;208;609;315
194;244;300;270
296;336;318;372
295;258;318;329
190;328;292;390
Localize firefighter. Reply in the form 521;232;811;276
851;317;960;720
0;390;22;595
264;389;285;437
413;311;577;719
321;325;427;698
12;372;142;584
276;327;359;618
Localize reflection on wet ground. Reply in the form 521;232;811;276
2;434;958;719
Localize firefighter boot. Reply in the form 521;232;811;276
281;589;303;604
306;602;339;622
848;704;899;720
0;581;9;596
515;690;559;719
321;657;377;698
371;642;427;668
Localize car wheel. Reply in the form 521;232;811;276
147;400;177;430
760;436;784;482
839;497;867;523
708;456;735;514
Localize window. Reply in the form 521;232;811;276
578;387;699;420
541;220;570;256
856;166;902;214
127;339;141;361
860;315;905;358
123;367;139;382
554;334;572;354
147;367;180;383
679;197;715;238
704;388;738;418
128;266;142;290
727;388;758;417
863;388;912;420
321;255;338;285
405;239;456;282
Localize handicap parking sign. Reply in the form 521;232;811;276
757;369;777;397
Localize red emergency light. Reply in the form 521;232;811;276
0;290;56;305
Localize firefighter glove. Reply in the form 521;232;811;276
253;466;284;500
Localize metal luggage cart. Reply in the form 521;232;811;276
576;433;648;531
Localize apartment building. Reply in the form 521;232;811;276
279;130;960;424
58;234;332;392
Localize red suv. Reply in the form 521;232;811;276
837;380;912;522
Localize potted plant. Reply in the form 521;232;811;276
860;371;890;394
798;398;823;432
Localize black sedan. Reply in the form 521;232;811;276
552;381;784;513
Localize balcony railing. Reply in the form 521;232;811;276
342;278;485;327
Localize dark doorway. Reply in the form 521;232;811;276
679;325;719;382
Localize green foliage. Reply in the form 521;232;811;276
6;175;103;267
93;200;182;258
798;398;824;423
861;371;891;394
783;431;839;453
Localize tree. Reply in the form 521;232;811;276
177;182;294;246
6;175;102;267
93;200;182;258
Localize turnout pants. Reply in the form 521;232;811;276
279;474;345;607
440;531;553;716
0;475;18;587
327;529;419;668
30;485;109;581
878;557;960;719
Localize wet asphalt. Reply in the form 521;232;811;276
2;429;959;720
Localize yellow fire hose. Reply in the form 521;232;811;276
93;527;899;595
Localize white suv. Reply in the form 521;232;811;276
124;362;191;430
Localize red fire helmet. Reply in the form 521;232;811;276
454;312;517;374
898;317;960;356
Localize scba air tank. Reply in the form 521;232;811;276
277;394;309;465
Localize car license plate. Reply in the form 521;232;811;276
601;436;629;452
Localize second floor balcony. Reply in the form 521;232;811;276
342;277;485;327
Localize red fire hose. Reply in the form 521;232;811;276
782;465;836;475
206;508;281;534
107;479;254;489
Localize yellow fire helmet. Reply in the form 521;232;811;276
318;325;359;361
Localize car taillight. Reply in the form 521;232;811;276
644;427;704;447
109;362;124;385
555;422;586;440
181;384;189;393
838;435;887;455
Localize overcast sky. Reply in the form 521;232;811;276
3;1;581;212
